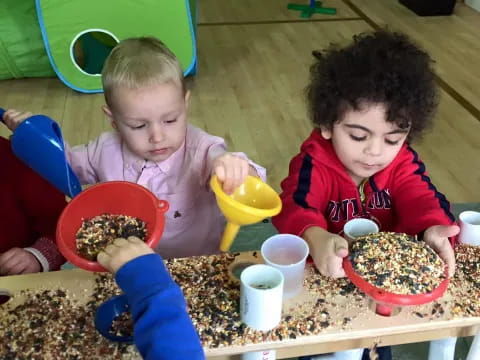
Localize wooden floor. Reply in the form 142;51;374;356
1;0;479;203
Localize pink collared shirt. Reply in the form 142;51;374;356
66;125;266;259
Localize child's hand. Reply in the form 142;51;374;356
97;236;154;274
213;153;255;194
0;248;42;275
302;226;349;278
1;109;32;132
423;224;459;278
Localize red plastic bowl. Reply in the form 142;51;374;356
56;181;169;272
343;257;449;315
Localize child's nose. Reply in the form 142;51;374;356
365;138;382;156
149;125;164;143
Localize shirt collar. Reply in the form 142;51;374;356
122;140;186;174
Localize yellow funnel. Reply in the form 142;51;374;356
210;175;282;252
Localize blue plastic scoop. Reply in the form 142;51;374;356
0;108;81;198
95;295;134;343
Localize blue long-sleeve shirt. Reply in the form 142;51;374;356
115;254;205;360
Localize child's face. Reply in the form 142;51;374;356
104;81;189;163
321;103;409;185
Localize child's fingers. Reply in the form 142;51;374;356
127;236;144;245
431;224;460;239
0;256;24;275
97;251;112;268
437;244;456;278
103;243;119;256
215;165;226;182
3;109;32;131
327;257;346;278
226;158;249;193
334;237;349;258
222;166;235;194
239;160;249;185
112;237;129;248
0;248;17;265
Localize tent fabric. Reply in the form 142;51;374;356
36;0;197;93
0;0;55;80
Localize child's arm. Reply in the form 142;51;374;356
0;248;41;275
0;144;67;275
392;146;459;276
98;237;205;360
0;238;65;275
65;139;102;185
303;226;348;278
272;152;347;278
392;147;457;235
193;126;266;193
19;157;67;272
1;108;100;185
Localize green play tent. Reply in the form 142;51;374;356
0;0;55;80
0;1;197;93
36;0;197;93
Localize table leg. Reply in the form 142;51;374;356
466;333;480;360
428;337;457;360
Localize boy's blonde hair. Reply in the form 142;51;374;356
102;37;185;106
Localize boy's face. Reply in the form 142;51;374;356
321;103;409;185
104;81;189;163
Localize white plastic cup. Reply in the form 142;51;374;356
242;349;276;360
458;211;480;246
261;234;309;298
240;264;284;331
343;218;379;242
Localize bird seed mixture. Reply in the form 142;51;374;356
166;253;363;348
349;232;446;294
1;247;480;358
109;312;134;338
76;214;147;260
450;244;480;317
0;274;136;360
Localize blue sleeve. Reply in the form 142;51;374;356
115;254;205;360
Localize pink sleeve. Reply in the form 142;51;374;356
25;237;66;272
192;128;267;184
65;135;107;185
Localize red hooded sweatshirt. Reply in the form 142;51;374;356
272;130;455;244
0;136;66;272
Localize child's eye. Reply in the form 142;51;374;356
385;139;401;146
165;119;177;124
349;135;366;142
131;124;145;130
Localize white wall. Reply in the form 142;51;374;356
466;0;480;12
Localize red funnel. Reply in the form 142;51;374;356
57;181;168;272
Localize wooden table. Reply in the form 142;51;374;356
1;250;479;359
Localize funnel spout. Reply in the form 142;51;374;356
220;222;240;252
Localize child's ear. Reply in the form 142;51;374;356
320;127;332;140
102;105;117;130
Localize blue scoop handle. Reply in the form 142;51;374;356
0;107;81;198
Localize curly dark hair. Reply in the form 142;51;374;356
306;30;438;142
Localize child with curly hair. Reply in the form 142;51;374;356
273;30;459;360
